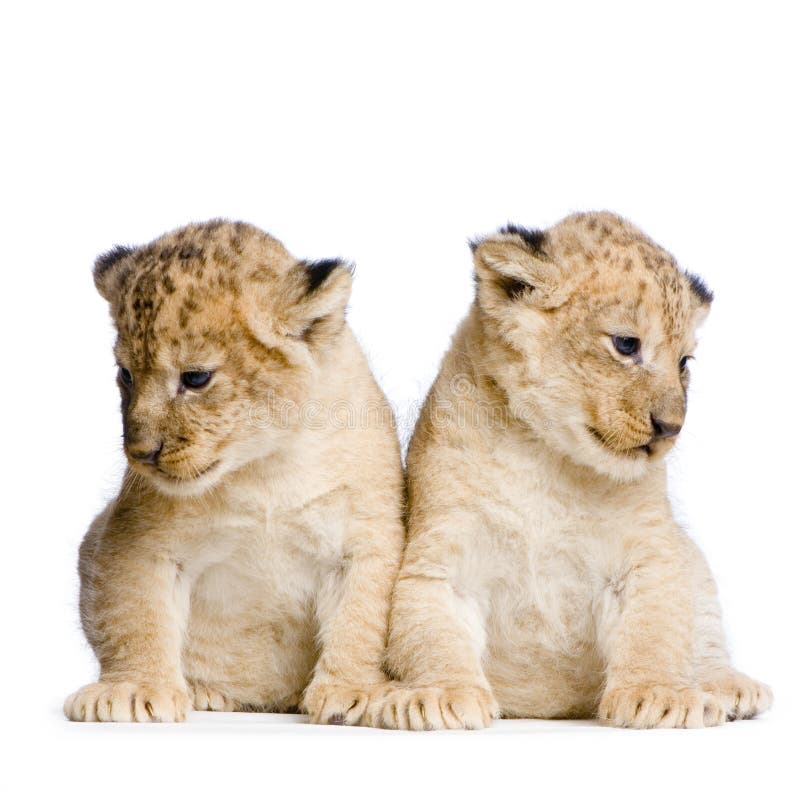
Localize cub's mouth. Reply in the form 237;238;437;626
587;427;653;458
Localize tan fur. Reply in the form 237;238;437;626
375;212;771;730
64;221;405;724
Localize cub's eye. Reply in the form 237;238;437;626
118;367;133;388
612;336;640;357
680;355;693;371
181;370;213;390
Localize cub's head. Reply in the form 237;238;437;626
94;220;352;496
471;212;713;482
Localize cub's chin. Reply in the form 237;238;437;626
130;459;226;499
565;426;655;484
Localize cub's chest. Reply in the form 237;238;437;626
258;483;349;555
192;486;351;604
490;476;600;560
486;481;617;627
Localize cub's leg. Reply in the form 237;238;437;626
302;514;405;726
370;520;498;731
64;520;191;722
597;527;725;729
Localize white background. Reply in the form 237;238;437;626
2;2;798;797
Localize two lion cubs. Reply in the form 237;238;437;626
66;213;771;729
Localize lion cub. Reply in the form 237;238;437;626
378;212;771;730
64;220;404;724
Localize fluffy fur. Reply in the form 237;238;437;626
373;212;771;730
64;220;404;723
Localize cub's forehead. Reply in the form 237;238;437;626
112;282;235;368
108;220;287;361
550;212;711;334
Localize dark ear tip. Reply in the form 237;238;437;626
94;244;135;277
686;271;714;304
498;223;547;253
470;225;547;256
301;258;352;294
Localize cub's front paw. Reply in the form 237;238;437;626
702;671;773;721
599;685;725;729
303;681;370;726
188;681;235;712
369;686;498;731
64;681;190;722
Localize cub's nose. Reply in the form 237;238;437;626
650;416;682;440
128;443;163;465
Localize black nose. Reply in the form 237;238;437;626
129;443;162;464
651;416;682;440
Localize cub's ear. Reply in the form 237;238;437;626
471;224;566;312
248;256;353;346
289;258;353;342
685;271;713;328
93;245;136;302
